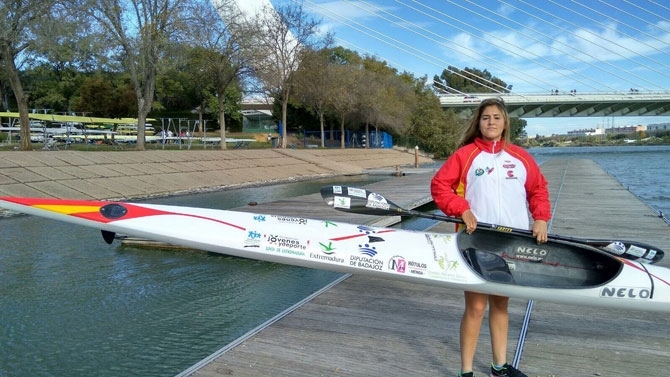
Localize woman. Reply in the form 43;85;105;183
430;98;551;377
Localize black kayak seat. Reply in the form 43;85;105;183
464;248;515;284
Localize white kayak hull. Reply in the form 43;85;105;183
1;197;669;312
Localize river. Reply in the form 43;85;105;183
0;145;668;377
530;145;670;220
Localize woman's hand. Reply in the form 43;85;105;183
462;209;478;234
532;220;548;244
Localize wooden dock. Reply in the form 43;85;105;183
180;158;669;377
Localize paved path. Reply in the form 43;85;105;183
0;148;431;201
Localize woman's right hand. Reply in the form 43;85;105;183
462;209;478;234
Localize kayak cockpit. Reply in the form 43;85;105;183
458;228;622;288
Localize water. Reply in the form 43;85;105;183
1;146;668;377
529;145;670;218
0;175;387;377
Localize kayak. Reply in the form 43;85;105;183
0;196;669;312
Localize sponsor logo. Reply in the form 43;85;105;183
368;235;385;243
625;244;647;258
265;234;308;256
319;241;336;254
389;256;427;275
474;166;494;175
603;241;626;255
333;196;351;209
244;230;262;248
357;225;377;233
515;246;547;262
309;252;345;264
506;170;517;179
358;243;377;257
600;287;651;299
266;234;308;250
365;193;390;210
389;256;407;273
253;215;266;222
407;260;427;275
350;255;383;270
437;255;459;271
272;215;307;225
346;187;367;198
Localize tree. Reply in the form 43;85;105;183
0;0;60;150
292;48;338;147
191;0;251;150
249;2;329;148
28;3;99;114
328;62;361;148
405;80;460;158
434;66;509;94
510;117;527;141
86;0;187;150
433;65;527;146
73;74;137;117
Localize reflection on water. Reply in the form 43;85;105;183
0;175;386;377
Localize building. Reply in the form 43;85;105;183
567;128;605;136
646;123;670;133
604;125;646;134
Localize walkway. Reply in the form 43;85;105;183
0;148;431;201
182;158;669;377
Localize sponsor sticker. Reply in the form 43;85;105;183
346;187;367;198
310;252;345;264
333;196;351;209
272;215;308;225
365;193;390;210
266;234;308;250
244;230;262;248
350;255;383;270
389;256;407;273
626;244;646;258
603;241;626;255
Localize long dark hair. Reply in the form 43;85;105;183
458;97;510;147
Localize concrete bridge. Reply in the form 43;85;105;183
439;91;670;118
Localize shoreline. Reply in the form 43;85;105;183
0;148;434;215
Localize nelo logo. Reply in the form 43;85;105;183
600;287;651;299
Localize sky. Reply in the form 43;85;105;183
253;0;670;136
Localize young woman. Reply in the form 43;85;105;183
430;98;551;377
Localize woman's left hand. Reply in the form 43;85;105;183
532;220;548;244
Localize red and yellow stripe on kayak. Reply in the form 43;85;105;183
0;197;170;223
0;197;246;230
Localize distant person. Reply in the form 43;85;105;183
431;97;551;377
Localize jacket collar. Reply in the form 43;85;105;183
474;137;505;153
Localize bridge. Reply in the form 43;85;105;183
439;92;670;119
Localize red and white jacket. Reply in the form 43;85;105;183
431;137;551;230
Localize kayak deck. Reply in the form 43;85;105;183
458;228;622;288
